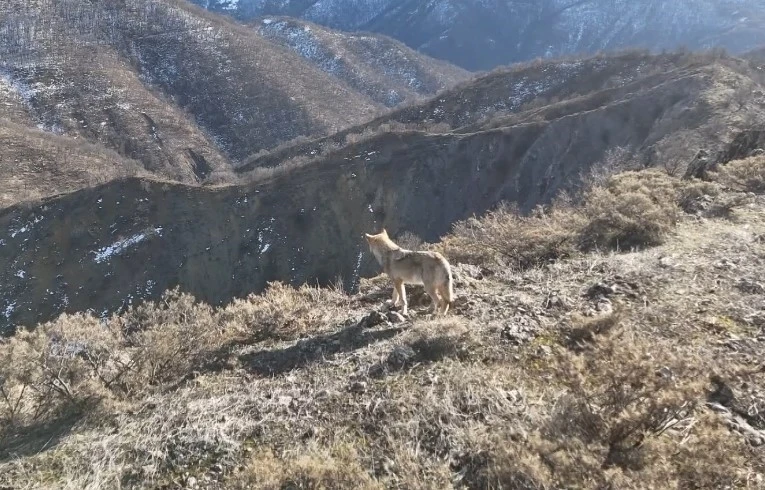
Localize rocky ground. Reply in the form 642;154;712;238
1;167;765;488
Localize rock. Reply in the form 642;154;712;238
211;463;223;474
587;282;616;298
749;148;765;157
544;294;569;309
658;256;676;269
736;278;765;295
186;476;197;489
349;381;367;394
360;310;388;329
387;311;407;324
595;299;613;315
656;366;673;379
684;148;714;179
387;344;416;369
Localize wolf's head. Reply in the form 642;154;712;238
364;229;399;262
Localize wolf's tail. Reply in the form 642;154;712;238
445;266;454;304
439;254;454;305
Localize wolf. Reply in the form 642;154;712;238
364;229;454;316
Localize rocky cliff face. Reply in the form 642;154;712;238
2;52;764;333
194;0;765;70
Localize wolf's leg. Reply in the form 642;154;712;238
437;284;451;315
424;284;441;315
391;282;400;306
394;279;408;315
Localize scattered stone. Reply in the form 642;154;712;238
185;476;197;489
714;259;737;270
595;298;613;315
656;366;673;379
544;294;569;309
211;464;223;474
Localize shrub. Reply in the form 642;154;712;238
439;169;714;268
394;231;425;251
713;155;765;193
438;203;583;268
579;170;681;250
116;288;223;392
0;314;120;427
219;282;348;341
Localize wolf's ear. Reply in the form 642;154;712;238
364;233;373;240
382;228;388;236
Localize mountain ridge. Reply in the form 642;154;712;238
194;0;765;70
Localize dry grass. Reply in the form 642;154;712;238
1;165;764;488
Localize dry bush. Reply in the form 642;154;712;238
713;155;765;193
0;288;249;429
579;170;681;250
440;169;720;269
581;146;640;190
230;446;382;490
0;282;349;430
524;319;757;488
219;282;348;341
395;231;425;251
115;288;224;393
438;203;583;268
0;314;120;428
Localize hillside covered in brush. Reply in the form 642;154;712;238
194;0;765;70
1;49;764;333
0;0;467;208
2;157;765;488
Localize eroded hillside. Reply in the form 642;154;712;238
1;51;764;333
0;0;466;207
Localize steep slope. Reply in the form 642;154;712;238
0;0;379;167
194;0;765;70
2;52;764;332
253;17;469;108
0;0;467;208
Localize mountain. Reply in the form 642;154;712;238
0;0;466;207
194;0;765;70
2;50;764;332
253;17;468;108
